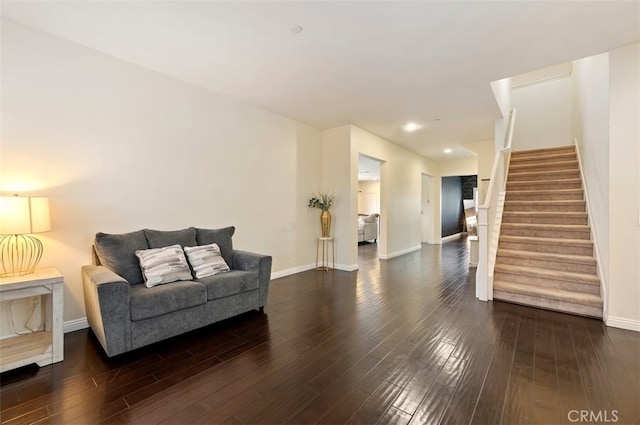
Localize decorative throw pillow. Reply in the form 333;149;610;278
183;243;231;279
135;244;193;288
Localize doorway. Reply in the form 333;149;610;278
358;154;382;258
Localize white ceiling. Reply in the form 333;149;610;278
2;1;638;161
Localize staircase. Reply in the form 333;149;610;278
493;145;603;318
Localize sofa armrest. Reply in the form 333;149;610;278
82;265;132;357
233;250;272;308
363;222;378;241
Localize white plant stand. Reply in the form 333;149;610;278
0;267;64;372
316;237;335;271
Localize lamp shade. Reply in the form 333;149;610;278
0;196;51;235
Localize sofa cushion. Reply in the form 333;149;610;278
363;214;378;223
129;280;207;321
144;228;197;249
183;243;230;278
94;230;148;285
195;226;235;267
197;270;259;300
135;244;193;288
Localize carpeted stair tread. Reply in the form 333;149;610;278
497;249;596;265
507;189;583;196
506;191;584;202
507;170;580;182
494;264;600;285
502;211;587;225
501;222;590;231
493;280;602;307
511;146;576;156
507;178;581;186
499;235;593;247
510;152;577;164
509;167;579;174
509;160;579;171
504;200;585;207
503;211;587;218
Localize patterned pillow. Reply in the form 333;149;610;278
183;243;231;279
135;244;193;288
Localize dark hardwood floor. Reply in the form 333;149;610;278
1;239;639;424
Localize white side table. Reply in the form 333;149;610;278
315;237;335;271
0;267;64;372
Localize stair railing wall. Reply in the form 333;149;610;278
476;108;516;301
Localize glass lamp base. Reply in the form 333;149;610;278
0;234;43;277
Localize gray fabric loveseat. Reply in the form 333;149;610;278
81;226;272;357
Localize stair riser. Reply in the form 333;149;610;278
510;154;577;165
509;162;579;173
508;171;581;182
494;271;600;294
511;147;576;157
493;291;602;318
502;215;588;225
501;227;591;240
496;255;597;275
506;182;582;191
504;203;586;213
506;192;584;201
499;241;594;257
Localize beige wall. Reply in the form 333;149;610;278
607;43;640;330
511;76;573;150
358;180;380;214
296;123;324;270
572;52;610;306
321;126;354;269
436;157;478;178
463;140;494;203
570;44;640;331
490;77;512;119
0;20;322;331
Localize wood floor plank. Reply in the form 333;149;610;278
470;337;517;424
345;380;403;424
502;364;533;425
316;387;370;425
288;355;381;424
437;341;497;425
531;332;562;425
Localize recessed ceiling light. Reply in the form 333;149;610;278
444;148;452;154
290;24;303;33
404;122;419;132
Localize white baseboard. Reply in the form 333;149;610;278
64;317;89;333
272;262;358;277
441;233;463;243
379;245;422;260
335;263;358;272
605;315;640;332
271;263;316;280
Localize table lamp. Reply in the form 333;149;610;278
0;195;51;277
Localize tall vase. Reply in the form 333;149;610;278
320;210;332;238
